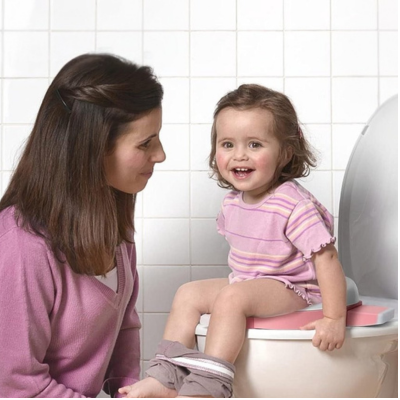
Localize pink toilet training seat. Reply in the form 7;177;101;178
246;301;395;330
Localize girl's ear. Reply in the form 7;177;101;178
282;146;293;166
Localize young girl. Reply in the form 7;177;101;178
120;84;347;398
0;53;165;397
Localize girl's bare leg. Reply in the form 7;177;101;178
204;279;308;363
163;278;229;347
120;278;229;398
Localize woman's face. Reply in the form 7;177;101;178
104;107;165;194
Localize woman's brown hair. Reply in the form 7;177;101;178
209;84;316;190
0;53;163;275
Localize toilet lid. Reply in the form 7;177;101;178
338;95;398;299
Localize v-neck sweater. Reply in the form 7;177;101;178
0;206;141;398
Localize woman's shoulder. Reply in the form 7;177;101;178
0;206;49;254
0;206;24;241
0;206;17;233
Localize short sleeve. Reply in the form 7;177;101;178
285;199;335;260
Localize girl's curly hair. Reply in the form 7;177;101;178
209;84;316;190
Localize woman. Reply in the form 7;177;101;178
0;53;165;397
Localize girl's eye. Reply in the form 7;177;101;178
249;142;261;149
221;142;233;148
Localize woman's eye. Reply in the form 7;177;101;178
249;142;261;149
140;140;151;149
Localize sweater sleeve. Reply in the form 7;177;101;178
0;228;87;398
103;244;142;397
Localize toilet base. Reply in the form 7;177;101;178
232;335;397;398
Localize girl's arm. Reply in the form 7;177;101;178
301;243;347;351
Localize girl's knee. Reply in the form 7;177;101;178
172;282;197;306
212;284;251;315
172;279;228;315
171;281;210;311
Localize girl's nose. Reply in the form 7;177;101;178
233;146;248;161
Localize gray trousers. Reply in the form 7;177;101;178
145;340;235;398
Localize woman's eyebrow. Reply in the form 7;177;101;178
139;133;157;144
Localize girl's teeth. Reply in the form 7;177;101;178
234;168;252;178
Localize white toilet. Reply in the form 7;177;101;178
195;95;398;398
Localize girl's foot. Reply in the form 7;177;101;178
118;377;177;398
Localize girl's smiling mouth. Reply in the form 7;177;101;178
232;168;254;179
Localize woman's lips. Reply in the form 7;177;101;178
141;171;153;179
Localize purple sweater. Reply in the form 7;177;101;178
0;207;141;398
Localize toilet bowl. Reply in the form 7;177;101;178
195;96;398;398
196;290;398;398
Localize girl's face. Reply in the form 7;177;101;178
104;107;165;194
215;107;285;204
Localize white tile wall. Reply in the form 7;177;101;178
191;32;236;76
332;32;378;76
4;0;47;30
144;0;188;30
143;171;190;218
285;78;331;123
304;124;331;170
96;32;143;62
238;32;283;76
238;0;283;30
51;0;96;30
284;32;331;76
331;0;377;30
0;0;397;369
144;32;189;76
98;0;142;30
284;0;330;30
191;0;236;30
4;32;49;77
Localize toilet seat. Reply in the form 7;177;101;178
196;286;398;341
196;312;398;341
246;302;395;330
196;277;396;336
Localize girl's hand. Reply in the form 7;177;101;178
117;385;130;398
118;377;178;398
300;315;346;351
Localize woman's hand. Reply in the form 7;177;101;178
300;315;346;351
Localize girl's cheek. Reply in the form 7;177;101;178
215;152;226;168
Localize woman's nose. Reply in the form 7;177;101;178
152;142;166;163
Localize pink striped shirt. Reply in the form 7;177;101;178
216;181;335;304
